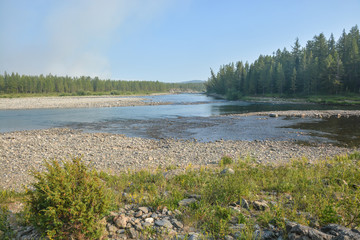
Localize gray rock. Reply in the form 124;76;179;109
188;233;200;240
172;219;184;228
253;200;269;211
241;198;250;209
135;210;143;218
225;235;235;240
269;113;279;118
128;227;138;239
114;214;128;229
221;168;235;175
321;224;360;240
155;219;173;228
145;217;154;223
188;194;202;200
107;223;118;233
138;206;149;214
286;222;332;240
178;198;197;206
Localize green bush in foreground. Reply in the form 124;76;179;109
26;158;112;239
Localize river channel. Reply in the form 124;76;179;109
0;94;359;146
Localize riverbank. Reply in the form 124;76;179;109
1;128;358;191
0;95;171;110
230;109;360;118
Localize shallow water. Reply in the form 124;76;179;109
0;94;359;146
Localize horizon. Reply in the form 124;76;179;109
1;0;359;83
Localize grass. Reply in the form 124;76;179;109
1;153;359;239
238;93;360;105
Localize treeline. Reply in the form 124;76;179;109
0;73;205;95
206;25;360;99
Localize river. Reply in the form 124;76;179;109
0;94;359;146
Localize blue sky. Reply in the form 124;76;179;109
0;0;359;83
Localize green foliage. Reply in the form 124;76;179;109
206;25;360;98
219;155;234;167
0;206;15;239
0;72;205;96
26;157;112;239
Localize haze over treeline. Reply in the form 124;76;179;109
0;73;204;95
206;25;360;99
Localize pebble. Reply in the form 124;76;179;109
1;127;358;191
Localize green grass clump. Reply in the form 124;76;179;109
25;157;112;239
219;155;234;167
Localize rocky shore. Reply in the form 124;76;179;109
1;128;358;191
231;109;360;118
0;95;170;110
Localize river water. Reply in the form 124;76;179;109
0;94;359;146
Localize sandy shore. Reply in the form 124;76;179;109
1;128;358;191
0;96;170;110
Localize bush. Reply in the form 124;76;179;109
26;157;112;239
219;155;233;167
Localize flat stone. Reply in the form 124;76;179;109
145;217;154;223
178;198;197;206
172;219;184;228
155;219;173;228
287;222;332;240
220;168;235;175
253;200;269;211
138;206;149;214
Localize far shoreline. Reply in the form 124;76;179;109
0;95;173;110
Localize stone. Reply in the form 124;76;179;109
178;198;197;206
142;222;152;227
145;217;154;223
114;214;128;229
172;219;184;228
269;113;279;118
107;223;118;233
321;224;360;239
253;200;269;211
286;222;332;240
155;219;173;228
240;198;250;209
128;227;138;239
138;206;149;214
221;168;235;175
188;233;200;240
135;210;143;218
225;235;234;240
188;194;201;200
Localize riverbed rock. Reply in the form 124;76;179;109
321;224;360;239
286;222;333;240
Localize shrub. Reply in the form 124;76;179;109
26;157;112;239
219;155;233;167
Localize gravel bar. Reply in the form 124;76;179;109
1;128;358;191
0;96;170;110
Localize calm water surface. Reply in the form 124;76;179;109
0;94;359;146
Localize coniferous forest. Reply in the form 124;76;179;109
206;25;360;99
0;74;205;95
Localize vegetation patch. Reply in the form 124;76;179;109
0;153;359;239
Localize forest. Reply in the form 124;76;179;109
0;73;205;95
206;25;360;99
